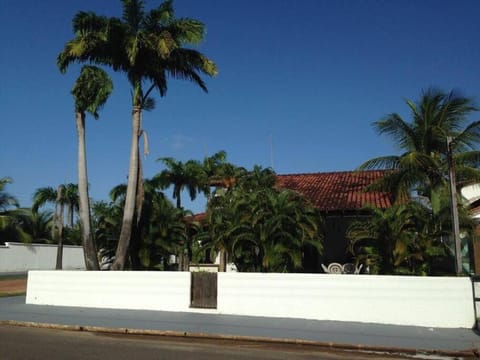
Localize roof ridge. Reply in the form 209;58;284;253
277;169;389;177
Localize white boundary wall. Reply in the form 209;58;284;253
218;273;475;328
26;271;476;328
0;242;85;272
27;271;190;311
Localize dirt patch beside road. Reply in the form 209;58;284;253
0;278;27;296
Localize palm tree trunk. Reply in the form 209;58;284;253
76;111;99;270
176;190;181;209
67;206;73;228
129;154;144;270
56;187;64;270
112;106;141;270
219;248;227;272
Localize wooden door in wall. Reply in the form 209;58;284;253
190;272;217;309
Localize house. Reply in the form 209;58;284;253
201;169;479;274
276;170;394;271
460;184;480;274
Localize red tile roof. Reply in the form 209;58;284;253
184;212;206;223
276;170;393;212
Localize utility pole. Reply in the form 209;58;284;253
447;136;463;275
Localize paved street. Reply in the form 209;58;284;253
0;324;418;360
0;296;478;358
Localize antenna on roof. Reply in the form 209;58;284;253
203;140;208;157
270;133;275;170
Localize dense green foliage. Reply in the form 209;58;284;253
205;166;323;272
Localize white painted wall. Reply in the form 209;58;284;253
218;273;475;328
26;271;476;328
27;271;190;311
0;242;85;272
461;183;480;204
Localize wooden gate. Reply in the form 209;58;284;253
190;272;217;309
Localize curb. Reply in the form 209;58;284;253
1;320;478;359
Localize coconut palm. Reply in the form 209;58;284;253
58;0;217;270
360;89;480;204
71;65;113;270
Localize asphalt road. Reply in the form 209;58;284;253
0;295;478;359
0;324;421;360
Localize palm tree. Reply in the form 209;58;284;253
5;208;53;244
33;184;80;229
91;200;123;269
347;204;421;274
33;185;78;269
198;150;227;200
155;157;203;209
32;186;63;239
140;195;188;270
154;158;204;270
0;177;18;211
0;180;27;245
63;183;80;228
71;65;113;270
360;89;480;204
58;0;217;270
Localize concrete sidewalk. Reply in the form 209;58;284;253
0;296;478;357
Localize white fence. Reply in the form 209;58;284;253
0;242;85;272
26;271;475;328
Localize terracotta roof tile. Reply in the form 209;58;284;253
184;212;206;223
276;170;393;212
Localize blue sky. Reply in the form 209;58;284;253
1;0;479;213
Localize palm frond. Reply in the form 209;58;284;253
358;155;400;170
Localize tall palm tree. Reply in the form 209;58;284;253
154;158;203;269
58;0;217;270
360;89;480;204
71;65;113;270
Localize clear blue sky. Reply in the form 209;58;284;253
1;0;479;213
